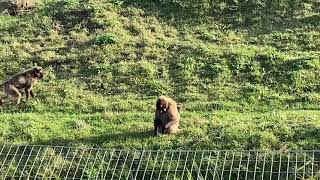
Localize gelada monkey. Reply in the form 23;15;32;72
0;66;44;105
154;96;181;136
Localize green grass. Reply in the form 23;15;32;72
1;110;320;150
0;110;320;149
0;0;319;150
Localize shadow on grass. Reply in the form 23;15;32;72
121;0;320;35
35;130;154;147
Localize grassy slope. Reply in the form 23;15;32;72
0;0;319;150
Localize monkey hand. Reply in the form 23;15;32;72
165;120;178;129
156;131;162;136
163;128;168;134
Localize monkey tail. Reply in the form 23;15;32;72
177;104;183;112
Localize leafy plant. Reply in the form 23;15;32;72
94;33;118;45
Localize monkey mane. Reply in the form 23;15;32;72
157;96;177;110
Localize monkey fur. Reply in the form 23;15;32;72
0;66;44;105
154;96;181;136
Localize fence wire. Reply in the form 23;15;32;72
1;145;320;179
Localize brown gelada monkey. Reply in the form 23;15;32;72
154;95;181;136
0;66;44;105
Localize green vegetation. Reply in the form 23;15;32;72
0;0;319;150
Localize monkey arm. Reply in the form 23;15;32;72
164;120;179;129
165;112;180;129
30;89;35;98
154;118;158;135
154;111;160;135
25;87;34;99
25;88;30;99
154;117;163;136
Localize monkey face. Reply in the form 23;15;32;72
157;99;169;113
32;67;44;78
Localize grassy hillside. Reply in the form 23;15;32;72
0;0;319;150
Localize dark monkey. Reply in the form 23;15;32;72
154;96;181;136
0;67;44;105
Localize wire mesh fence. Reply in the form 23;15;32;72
1;145;320;179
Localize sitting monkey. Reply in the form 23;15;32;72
154;96;181;136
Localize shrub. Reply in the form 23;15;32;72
94;33;118;45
